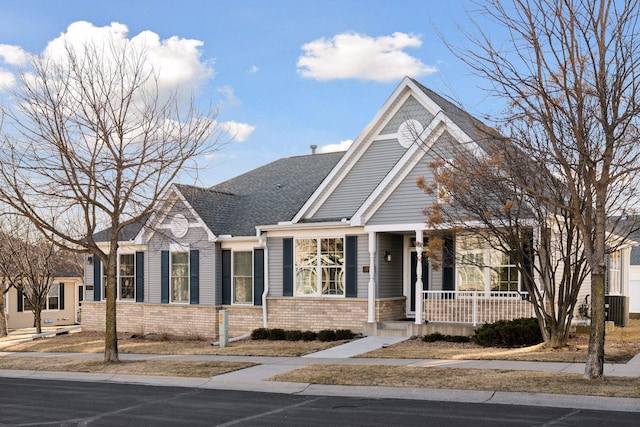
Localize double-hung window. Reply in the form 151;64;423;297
119;254;135;300
457;236;520;295
22;284;60;311
233;251;253;304
171;251;189;303
608;251;622;295
101;253;137;300
295;238;345;297
47;283;59;310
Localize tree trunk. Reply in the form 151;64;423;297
104;248;119;363
0;288;7;337
585;272;606;379
34;308;42;334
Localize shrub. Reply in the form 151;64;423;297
251;328;270;340
335;329;354;340
473;317;543;348
301;330;317;341
317;329;338;342
422;332;445;343
268;328;286;341
285;330;303;341
422;332;471;343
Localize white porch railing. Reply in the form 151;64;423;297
423;291;535;326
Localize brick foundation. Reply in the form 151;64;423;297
81;302;262;340
376;297;407;321
82;297;396;339
265;298;368;333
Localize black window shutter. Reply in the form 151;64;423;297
222;250;231;304
282;238;293;296
17;289;23;312
59;283;65;310
442;233;455;291
253;248;264;306
190;249;200;304
135;251;145;302
161;250;169;303
521;230;534;292
345;236;357;298
93;258;102;301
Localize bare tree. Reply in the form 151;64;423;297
0;39;223;362
419;133;591;348
0;217;62;334
444;0;640;379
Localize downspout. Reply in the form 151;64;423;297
258;229;269;328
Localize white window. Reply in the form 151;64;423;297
457;236;520;294
295;238;345;297
608;251;622;295
47;283;60;310
101;254;137;300
233;251;253;304
23;284;60;311
171;252;189;303
119;254;135;300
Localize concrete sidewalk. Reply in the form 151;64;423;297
1;336;640;413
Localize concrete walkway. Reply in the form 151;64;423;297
1;335;640;413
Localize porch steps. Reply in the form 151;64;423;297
365;320;477;338
373;320;414;337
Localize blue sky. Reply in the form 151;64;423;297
0;0;503;186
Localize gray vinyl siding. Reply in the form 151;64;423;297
380;95;434;135
429;262;443;291
147;226;215;305
160;199;198;226
377;233;404;298
267;237;284;297
355;234;369;297
368;132;457;225
312;139;406;219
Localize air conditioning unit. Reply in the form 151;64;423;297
605;295;629;327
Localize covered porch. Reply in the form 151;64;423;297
365;227;536;335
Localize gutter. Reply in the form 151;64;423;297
258;229;269;328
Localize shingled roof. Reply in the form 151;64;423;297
177;151;344;237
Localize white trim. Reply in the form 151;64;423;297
134;184;217;244
292;78;430;223
351;114;447;226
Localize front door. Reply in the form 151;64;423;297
410;251;429;312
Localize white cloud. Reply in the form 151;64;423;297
218;120;255;142
318;139;353;153
249;65;259;73
0;44;29;66
41;21;214;100
217;85;240;107
297;32;437;82
0;68;16;90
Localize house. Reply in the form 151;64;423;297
81;77;632;339
3;276;83;330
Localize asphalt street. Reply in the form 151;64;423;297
0;377;638;426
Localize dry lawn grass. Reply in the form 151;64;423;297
2;331;345;357
269;364;640;398
0;356;255;378
360;319;640;363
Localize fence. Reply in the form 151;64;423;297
423;291;535;326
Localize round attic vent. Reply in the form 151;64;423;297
171;214;189;238
397;119;424;148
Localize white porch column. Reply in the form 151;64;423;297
367;231;376;323
414;229;424;325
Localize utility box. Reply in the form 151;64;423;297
605;296;629;327
219;310;228;347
